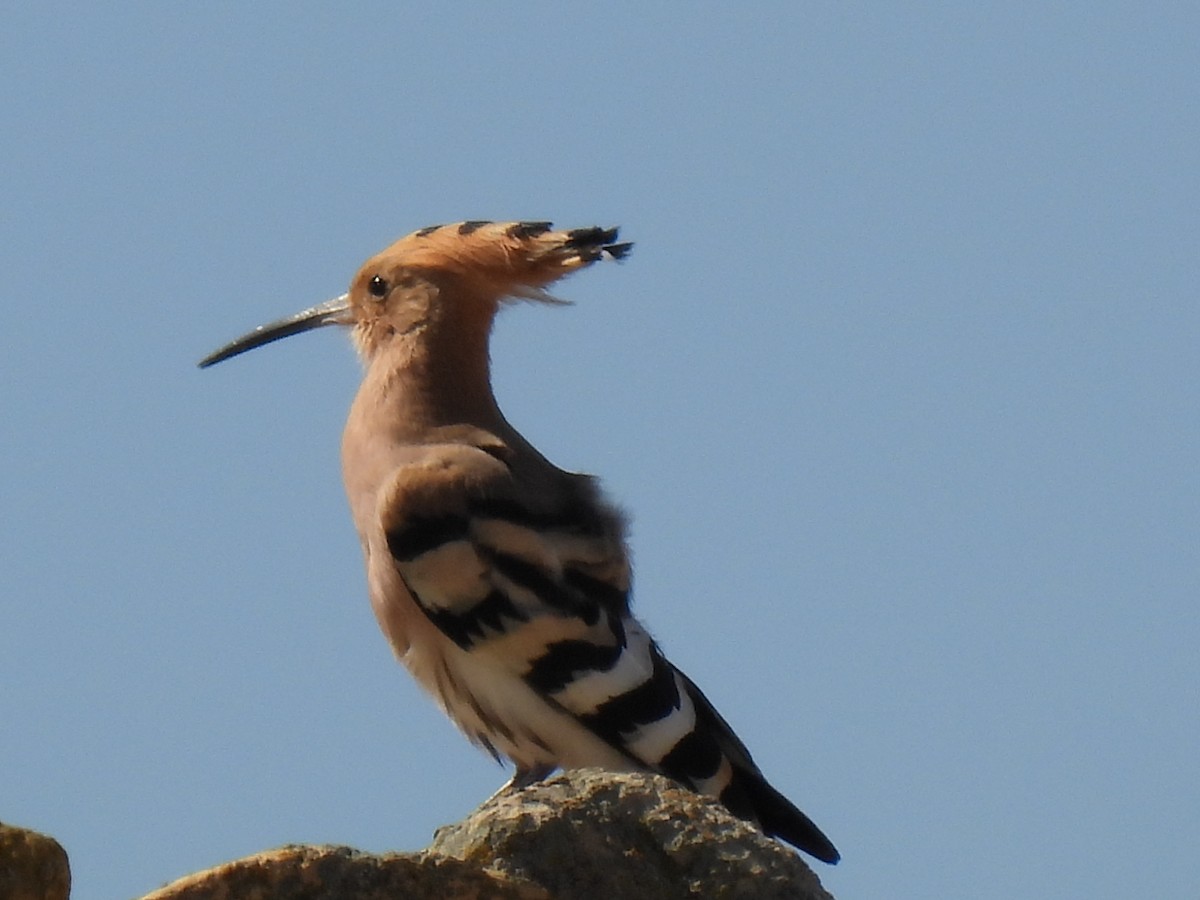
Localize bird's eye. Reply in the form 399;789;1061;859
367;275;389;298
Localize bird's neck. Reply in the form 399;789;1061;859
340;315;509;530
351;312;509;441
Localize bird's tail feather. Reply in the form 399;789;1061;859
724;765;841;864
674;668;841;864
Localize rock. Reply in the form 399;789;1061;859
142;769;834;899
431;769;834;900
139;845;547;900
0;821;71;900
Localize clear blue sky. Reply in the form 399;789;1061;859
3;4;1196;898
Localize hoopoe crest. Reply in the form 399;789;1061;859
200;221;840;864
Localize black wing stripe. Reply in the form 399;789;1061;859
579;644;680;743
674;669;758;773
488;551;599;623
658;728;724;784
524;635;625;694
471;494;610;536
563;569;630;618
423;588;530;650
386;513;470;562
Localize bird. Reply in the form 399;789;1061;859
199;220;840;864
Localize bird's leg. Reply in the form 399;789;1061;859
485;762;557;803
507;762;557;790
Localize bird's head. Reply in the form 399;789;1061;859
198;221;630;370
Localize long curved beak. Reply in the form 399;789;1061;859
198;294;352;368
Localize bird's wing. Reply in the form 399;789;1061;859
379;441;631;666
378;441;840;864
380;443;741;782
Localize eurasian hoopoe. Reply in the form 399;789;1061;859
200;221;840;864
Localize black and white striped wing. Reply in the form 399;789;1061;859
382;464;840;863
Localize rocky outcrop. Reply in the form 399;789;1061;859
140;846;546;900
0;821;71;900
8;770;836;899
427;769;834;900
